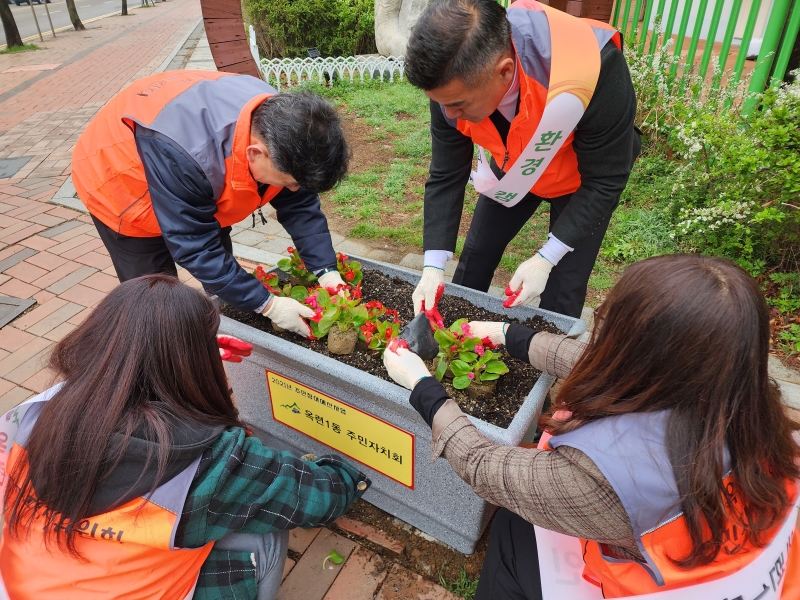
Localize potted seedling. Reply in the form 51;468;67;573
358;301;402;351
278;247;318;286
433;319;509;400
305;288;369;354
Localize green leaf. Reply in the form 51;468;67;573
449;360;471;377
435;357;448;381
452;375;472;389
434;329;456;347
290;286;309;302
349;305;369;327
316;288;331;303
458;351;478;363
484;360;509;375
449;318;468;334
277;258;291;271
480;372;500;382
322;548;345;570
461;337;478;352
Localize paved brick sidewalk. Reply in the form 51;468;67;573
0;12;466;597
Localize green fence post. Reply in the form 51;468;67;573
647;0;669;53
630;0;647;44
639;0;656;52
682;0;710;85
697;0;726;82
732;0;763;85
712;0;744;90
742;0;793;113
613;0;623;29
620;0;634;39
669;0;695;78
770;0;800;85
662;0;681;51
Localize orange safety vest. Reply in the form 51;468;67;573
452;0;621;199
540;411;800;598
72;70;283;238
0;392;213;599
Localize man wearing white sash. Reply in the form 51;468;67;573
405;0;640;319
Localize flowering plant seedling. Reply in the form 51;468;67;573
304;287;369;338
359;300;401;351
277;246;317;285
448;348;509;390
336;252;363;287
433;319;508;388
253;266;312;303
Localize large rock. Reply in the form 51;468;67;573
374;0;432;57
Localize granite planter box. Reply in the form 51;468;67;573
218;257;585;554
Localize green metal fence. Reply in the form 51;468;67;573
610;0;800;111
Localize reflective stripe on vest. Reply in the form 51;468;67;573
72;70;283;237
457;0;621;202
535;411;800;598
0;385;213;599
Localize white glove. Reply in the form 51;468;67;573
263;296;315;338
466;322;508;346
506;253;552;308
412;266;445;315
383;346;431;390
318;271;347;295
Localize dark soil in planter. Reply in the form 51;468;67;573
221;270;563;429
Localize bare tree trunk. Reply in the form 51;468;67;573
65;0;85;30
0;0;24;48
121;0;128;15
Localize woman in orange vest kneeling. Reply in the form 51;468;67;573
384;254;800;600
0;275;370;599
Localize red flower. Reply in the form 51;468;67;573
385;328;394;340
351;287;362;299
345;271;355;281
287;246;295;254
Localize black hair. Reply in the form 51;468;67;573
251;91;350;193
405;0;512;91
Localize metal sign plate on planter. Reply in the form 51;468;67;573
266;370;415;488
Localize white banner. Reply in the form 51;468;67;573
535;494;799;600
469;92;585;208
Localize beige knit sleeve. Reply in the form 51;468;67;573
527;332;587;379
431;414;642;560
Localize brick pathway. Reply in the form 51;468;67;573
0;9;465;598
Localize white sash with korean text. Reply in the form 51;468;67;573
469;92;585;208
534;491;799;600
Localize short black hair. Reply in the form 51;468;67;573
405;0;512;91
251;91;350;193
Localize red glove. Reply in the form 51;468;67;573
217;335;253;363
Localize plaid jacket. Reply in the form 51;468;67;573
174;427;369;599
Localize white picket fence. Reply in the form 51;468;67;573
248;26;405;90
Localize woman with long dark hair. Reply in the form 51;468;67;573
384;255;800;599
0;275;369;599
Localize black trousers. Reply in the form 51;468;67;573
92;215;233;283
452;193;613;319
475;508;543;600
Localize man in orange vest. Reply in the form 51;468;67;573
72;70;349;337
405;0;641;319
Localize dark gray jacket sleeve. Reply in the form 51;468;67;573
134;128;271;312
270;187;337;273
422;100;475;253
549;45;640;248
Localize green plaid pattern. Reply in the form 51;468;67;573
175;427;369;598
